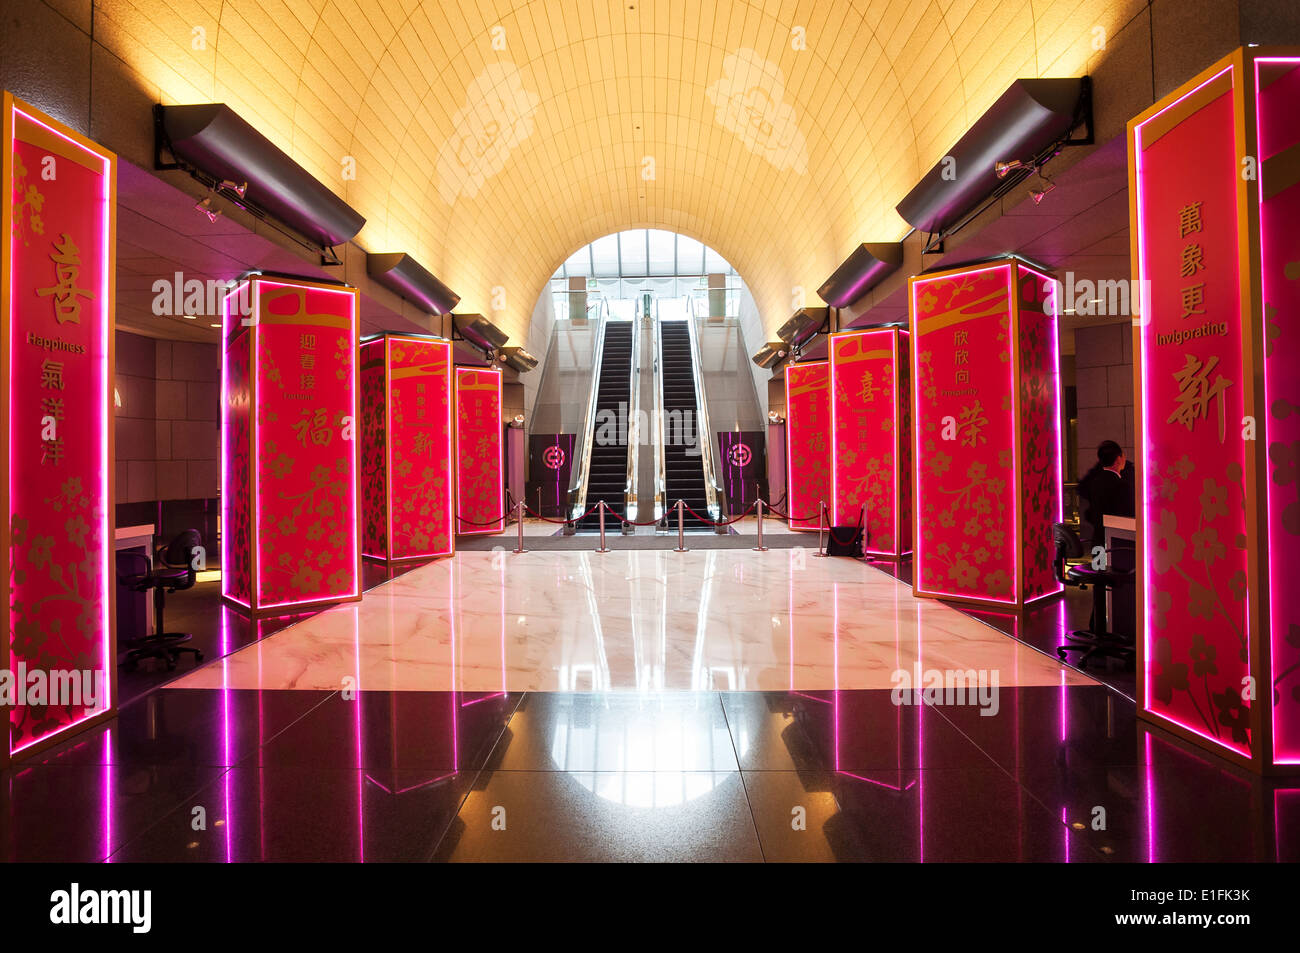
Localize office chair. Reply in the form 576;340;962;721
1051;522;1135;668
116;529;204;671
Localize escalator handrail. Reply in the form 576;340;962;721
568;297;609;519
652;303;667;522
624;309;641;522
684;300;723;521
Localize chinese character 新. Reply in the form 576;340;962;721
1167;353;1231;442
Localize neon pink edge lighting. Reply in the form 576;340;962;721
8;106;114;754
910;263;1024;604
222;277;360;612
830;328;907;556
1133;67;1247;754
389;335;454;559
455;366;505;535
1256;57;1300;764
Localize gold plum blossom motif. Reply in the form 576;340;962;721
1145;455;1250;750
9;477;105;746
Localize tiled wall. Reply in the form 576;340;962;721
114;331;219;504
1074;323;1135;478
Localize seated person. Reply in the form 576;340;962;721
1077;439;1135;546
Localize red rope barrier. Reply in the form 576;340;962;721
677;501;757;527
826;510;865;546
520;501;604;524
766;504;817;522
454;512;508;528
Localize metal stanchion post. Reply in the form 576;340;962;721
673;499;689;553
752;498;768;553
595;501;610;553
859;500;869;561
513;499;526;554
812;500;829;557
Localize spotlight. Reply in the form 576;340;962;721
1028;169;1056;204
219;179;248;199
994;159;1028;179
194;197;220;223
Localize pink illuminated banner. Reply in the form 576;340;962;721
1258;56;1300;766
3;94;117;764
221;275;360;615
785;360;830;531
909;259;1063;609
829;328;911;556
454;366;504;535
361;335;454;561
1130;47;1300;770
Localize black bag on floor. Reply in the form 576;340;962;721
825;525;863;558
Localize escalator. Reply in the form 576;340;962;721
575;322;634;531
659;322;712;530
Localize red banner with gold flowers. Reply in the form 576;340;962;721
1258;56;1300;765
785;360;829;531
221;275;360;614
829;328;911;555
360;340;387;559
3;94;116;762
361;335;454;560
1130;49;1300;769
910;259;1062;608
1132;66;1253;760
912;264;1019;604
455;367;504;535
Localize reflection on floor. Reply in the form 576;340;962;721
4;687;1296;862
168;550;1099;693
870;558;1135;699
116;558;433;704
5;546;1252;863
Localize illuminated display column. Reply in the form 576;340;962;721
221;275;360;616
785;360;830;531
454;366;504;535
829;328;912;557
360;334;454;562
2;94;117;764
909;258;1064;609
1129;47;1300;771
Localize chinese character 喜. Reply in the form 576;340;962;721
35;233;94;325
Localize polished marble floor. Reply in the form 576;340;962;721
5;685;1297;862
170;549;1098;694
8;548;1291;863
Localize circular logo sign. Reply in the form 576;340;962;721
727;443;752;468
543;445;566;470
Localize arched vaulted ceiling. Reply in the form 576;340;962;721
98;0;1141;344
